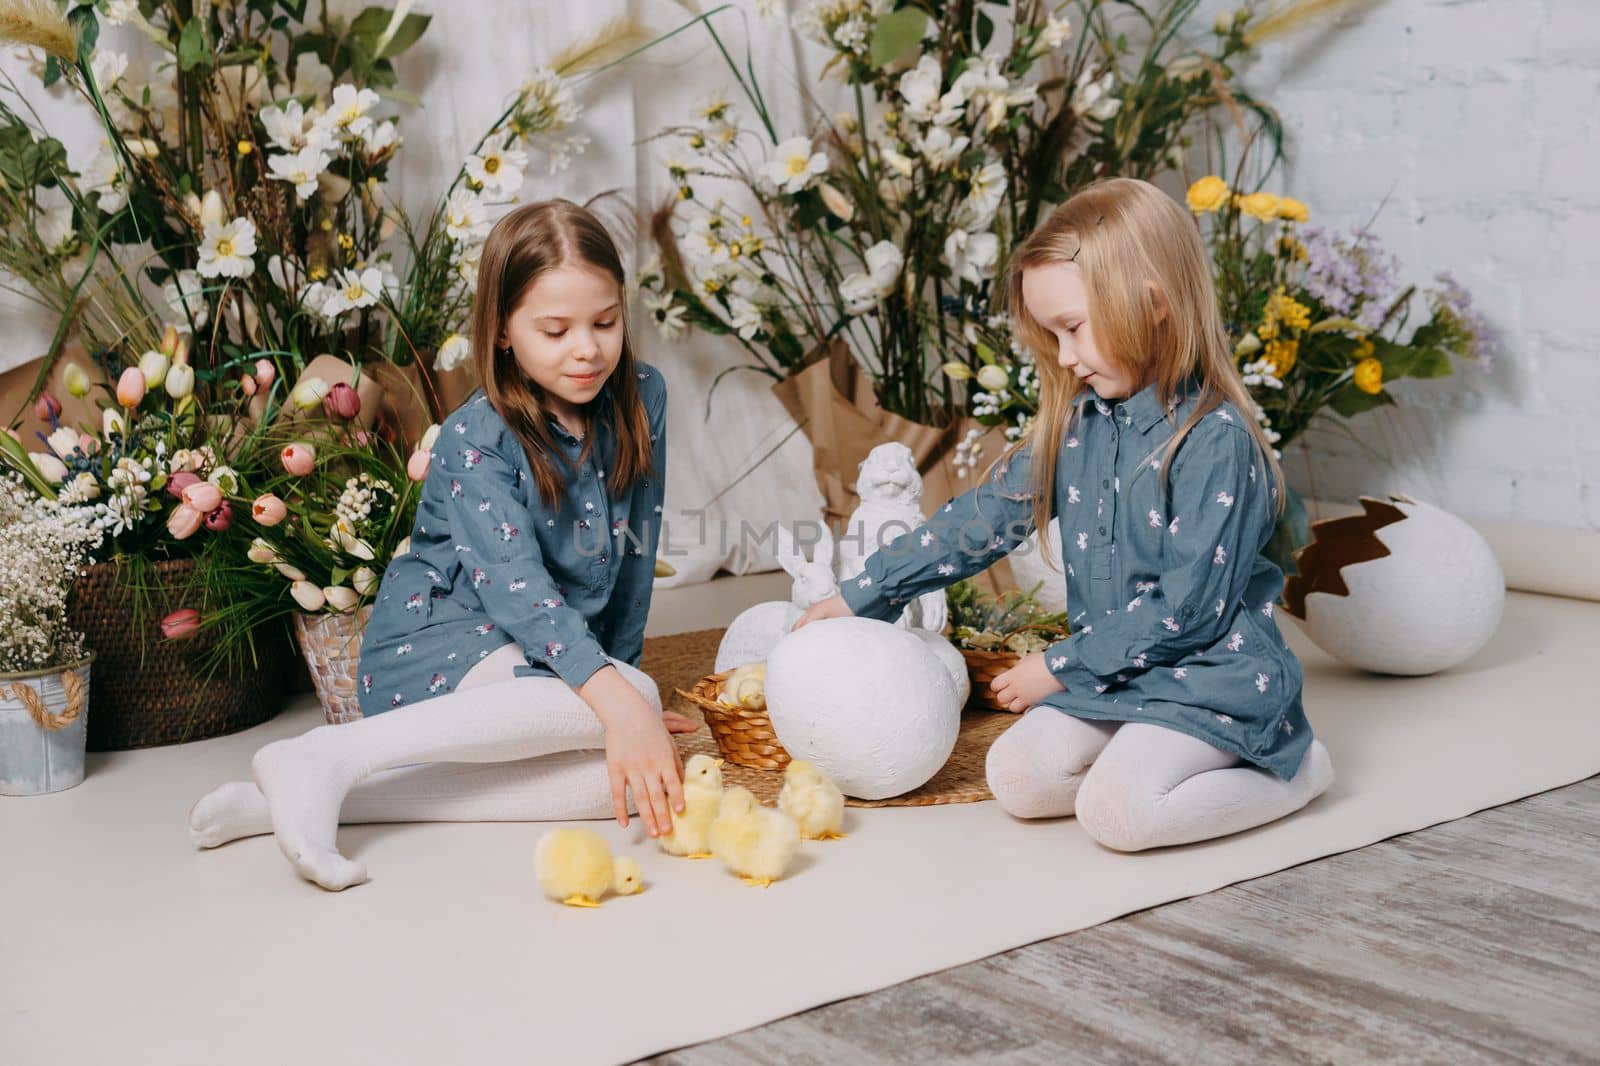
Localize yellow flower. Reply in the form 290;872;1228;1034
1186;175;1229;213
1277;197;1309;223
1353;357;1384;394
1278;235;1308;261
1236;191;1281;221
1274;289;1311;331
237;140;253;156
1265;338;1298;376
1353;336;1375;362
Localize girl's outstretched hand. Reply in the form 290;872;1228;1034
578;666;686;837
790;593;854;631
990;652;1066;713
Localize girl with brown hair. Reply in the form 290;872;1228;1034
191;200;695;890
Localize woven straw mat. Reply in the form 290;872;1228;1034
641;627;1016;808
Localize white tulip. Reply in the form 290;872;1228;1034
290;580;327;612
352;566;379;596
323;585;359;612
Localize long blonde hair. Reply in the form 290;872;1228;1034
1001;177;1286;568
469;199;654;507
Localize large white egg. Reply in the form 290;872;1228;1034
1282;495;1505;676
765;617;961;800
1008;518;1067;613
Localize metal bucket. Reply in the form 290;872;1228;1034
0;655;93;796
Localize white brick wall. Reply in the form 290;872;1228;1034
1214;0;1600;530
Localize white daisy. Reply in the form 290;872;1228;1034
763;136;827;194
325;83;380;138
943;228;998;284
321;267;384;316
267;146;330;200
435;333;471;372
163;269;210;331
464;134;528;196
443;188;489;243
196;217;257;279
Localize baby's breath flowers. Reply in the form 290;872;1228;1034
0;476;102;674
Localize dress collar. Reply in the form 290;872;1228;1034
1071;372;1202;433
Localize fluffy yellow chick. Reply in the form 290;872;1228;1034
709;786;801;888
718;662;766;709
610;856;644;897
778;759;847;840
658;753;725;859
533;827;641;908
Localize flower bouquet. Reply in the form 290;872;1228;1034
0;0;643;425
641;0;1344;524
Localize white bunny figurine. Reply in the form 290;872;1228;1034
834;443;948;634
713;523;840;673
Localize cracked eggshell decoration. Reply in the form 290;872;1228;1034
1281;495;1504;676
765;617;961;800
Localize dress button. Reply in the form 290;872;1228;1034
1101;479;1110;489
1098;525;1107;535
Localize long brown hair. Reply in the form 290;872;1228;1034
469;199;654;507
1001;177;1286;568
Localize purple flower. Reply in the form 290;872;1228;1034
1299;227;1403;330
1431;271;1500;372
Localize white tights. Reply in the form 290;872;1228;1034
189;644;657;889
984;706;1335;851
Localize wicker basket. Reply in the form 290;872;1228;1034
66;557;294;750
291;605;373;724
960;647;1023;712
675;671;791;771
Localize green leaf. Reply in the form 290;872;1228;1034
1407;346;1453;379
1328;383;1393;418
870;7;927;69
43;55;62;88
976;11;995;50
178;19;213;72
351;7;432;59
69;5;99;64
279;0;309;19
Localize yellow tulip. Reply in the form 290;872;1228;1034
1276;197;1310;223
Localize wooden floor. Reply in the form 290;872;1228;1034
643;776;1600;1065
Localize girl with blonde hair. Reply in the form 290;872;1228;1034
797;177;1333;851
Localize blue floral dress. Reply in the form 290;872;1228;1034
840;374;1314;781
357;365;667;715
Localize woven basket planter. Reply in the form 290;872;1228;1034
0;655;93;795
291;605;372;724
66;558;293;751
675;671;791;771
959;646;1024;712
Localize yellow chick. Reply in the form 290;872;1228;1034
778;758;847;840
658;753;725;859
533;827;642;908
709;786;801;888
718;662;767;709
610;856;644;897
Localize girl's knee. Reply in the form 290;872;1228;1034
1074;764;1156;852
984;719;1091;820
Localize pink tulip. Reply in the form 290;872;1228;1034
281;442;316;476
354;430;371;447
323;382;361;420
166;471;201;499
35;393;61;423
203;499;233;532
240;374;258;396
116;367;147;407
252;493;287;526
254;359;276;387
160;608;201;640
166;503;204;539
406;449;431;481
181;481;223;513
